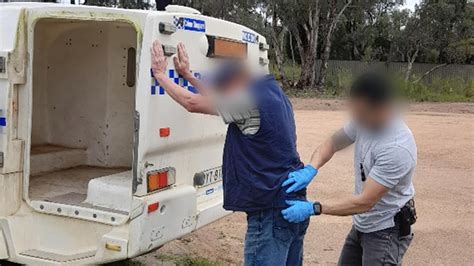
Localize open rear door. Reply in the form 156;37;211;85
134;10;227;199
0;7;26;217
130;8;231;254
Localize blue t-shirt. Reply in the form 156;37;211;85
344;118;417;233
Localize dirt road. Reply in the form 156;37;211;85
133;100;474;265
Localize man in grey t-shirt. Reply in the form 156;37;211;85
280;73;416;265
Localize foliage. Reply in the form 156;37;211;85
396;75;474;102
79;0;474;96
155;254;224;266
273;64;473;102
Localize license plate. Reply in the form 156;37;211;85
194;166;222;188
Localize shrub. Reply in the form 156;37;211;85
271;63;473;102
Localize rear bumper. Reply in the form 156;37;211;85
1;184;229;265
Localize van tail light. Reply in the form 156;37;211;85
148;202;159;213
147;168;175;193
159;127;170;137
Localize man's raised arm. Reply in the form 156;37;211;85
151;40;216;115
173;43;209;96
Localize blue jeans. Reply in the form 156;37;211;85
244;209;310;266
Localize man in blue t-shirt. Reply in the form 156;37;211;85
151;41;308;265
280;73;417;265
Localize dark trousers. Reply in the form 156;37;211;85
338;223;413;266
244;209;310;266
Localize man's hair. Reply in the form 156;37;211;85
349;72;394;106
211;60;247;88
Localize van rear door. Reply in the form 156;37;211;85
134;10;227;198
130;9;230;254
0;7;26;216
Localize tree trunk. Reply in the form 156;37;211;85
405;60;413;81
294;2;321;89
289;30;297;82
272;33;288;85
405;49;419;82
270;8;288;86
316;0;352;91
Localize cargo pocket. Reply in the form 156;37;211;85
272;211;293;243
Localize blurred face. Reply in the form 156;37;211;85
217;71;252;96
348;97;392;130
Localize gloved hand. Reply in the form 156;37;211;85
281;200;314;223
282;164;318;193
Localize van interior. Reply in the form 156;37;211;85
29;19;137;214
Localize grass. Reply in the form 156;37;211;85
271;64;474;102
395;76;474;102
106;254;224;266
155;254;224;266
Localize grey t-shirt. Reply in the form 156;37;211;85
343;118;417;233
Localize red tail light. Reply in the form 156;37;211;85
159;127;170;137
147;168;176;193
148;202;159;213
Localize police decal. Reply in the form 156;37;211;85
173;16;206;32
242;30;259;44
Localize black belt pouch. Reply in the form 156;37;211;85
397;199;417;237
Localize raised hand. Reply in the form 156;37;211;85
151;40;168;78
281;200;314;223
173;42;192;78
282;165;318;193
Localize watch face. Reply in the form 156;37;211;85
313;203;321;215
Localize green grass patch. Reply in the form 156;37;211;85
396;76;474;102
156;254;224;266
271;63;473;102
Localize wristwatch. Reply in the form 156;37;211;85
313;202;322;216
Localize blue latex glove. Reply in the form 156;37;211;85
282;164;318;193
281;200;314;223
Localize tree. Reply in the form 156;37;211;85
316;0;352;91
392;0;473;81
278;0;321;88
392;4;433;81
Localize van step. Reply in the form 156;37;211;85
30;145;87;175
45;192;129;215
20;249;96;263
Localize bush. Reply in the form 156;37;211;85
271;63;473;102
325;68;353;96
396;75;473;102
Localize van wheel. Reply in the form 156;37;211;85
0;260;20;266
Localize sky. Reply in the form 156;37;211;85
403;0;421;11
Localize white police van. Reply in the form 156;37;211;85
0;3;268;264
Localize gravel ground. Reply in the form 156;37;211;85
132;99;474;266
